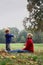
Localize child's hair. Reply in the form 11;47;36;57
5;28;10;33
27;33;33;38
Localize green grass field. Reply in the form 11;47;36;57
0;43;43;65
0;43;43;52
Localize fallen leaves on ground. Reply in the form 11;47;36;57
0;50;43;65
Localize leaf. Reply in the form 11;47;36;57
10;55;16;59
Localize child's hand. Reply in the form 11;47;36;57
22;46;25;49
14;35;16;38
24;43;26;46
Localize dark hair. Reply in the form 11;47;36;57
5;29;9;33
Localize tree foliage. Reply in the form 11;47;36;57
17;30;27;43
23;0;43;31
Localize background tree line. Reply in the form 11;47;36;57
0;27;43;43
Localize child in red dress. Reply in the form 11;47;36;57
23;33;34;53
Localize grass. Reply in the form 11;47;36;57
0;43;43;51
0;43;43;65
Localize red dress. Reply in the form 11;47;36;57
23;38;34;52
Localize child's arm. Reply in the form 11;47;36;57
9;34;16;38
24;43;26;46
9;34;14;37
14;35;16;38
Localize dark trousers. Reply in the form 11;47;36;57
6;43;10;51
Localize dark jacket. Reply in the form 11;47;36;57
5;33;14;44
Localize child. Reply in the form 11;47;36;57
23;33;34;53
5;28;14;51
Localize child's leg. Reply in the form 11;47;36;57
6;44;10;51
17;50;29;53
9;49;29;53
9;50;18;53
